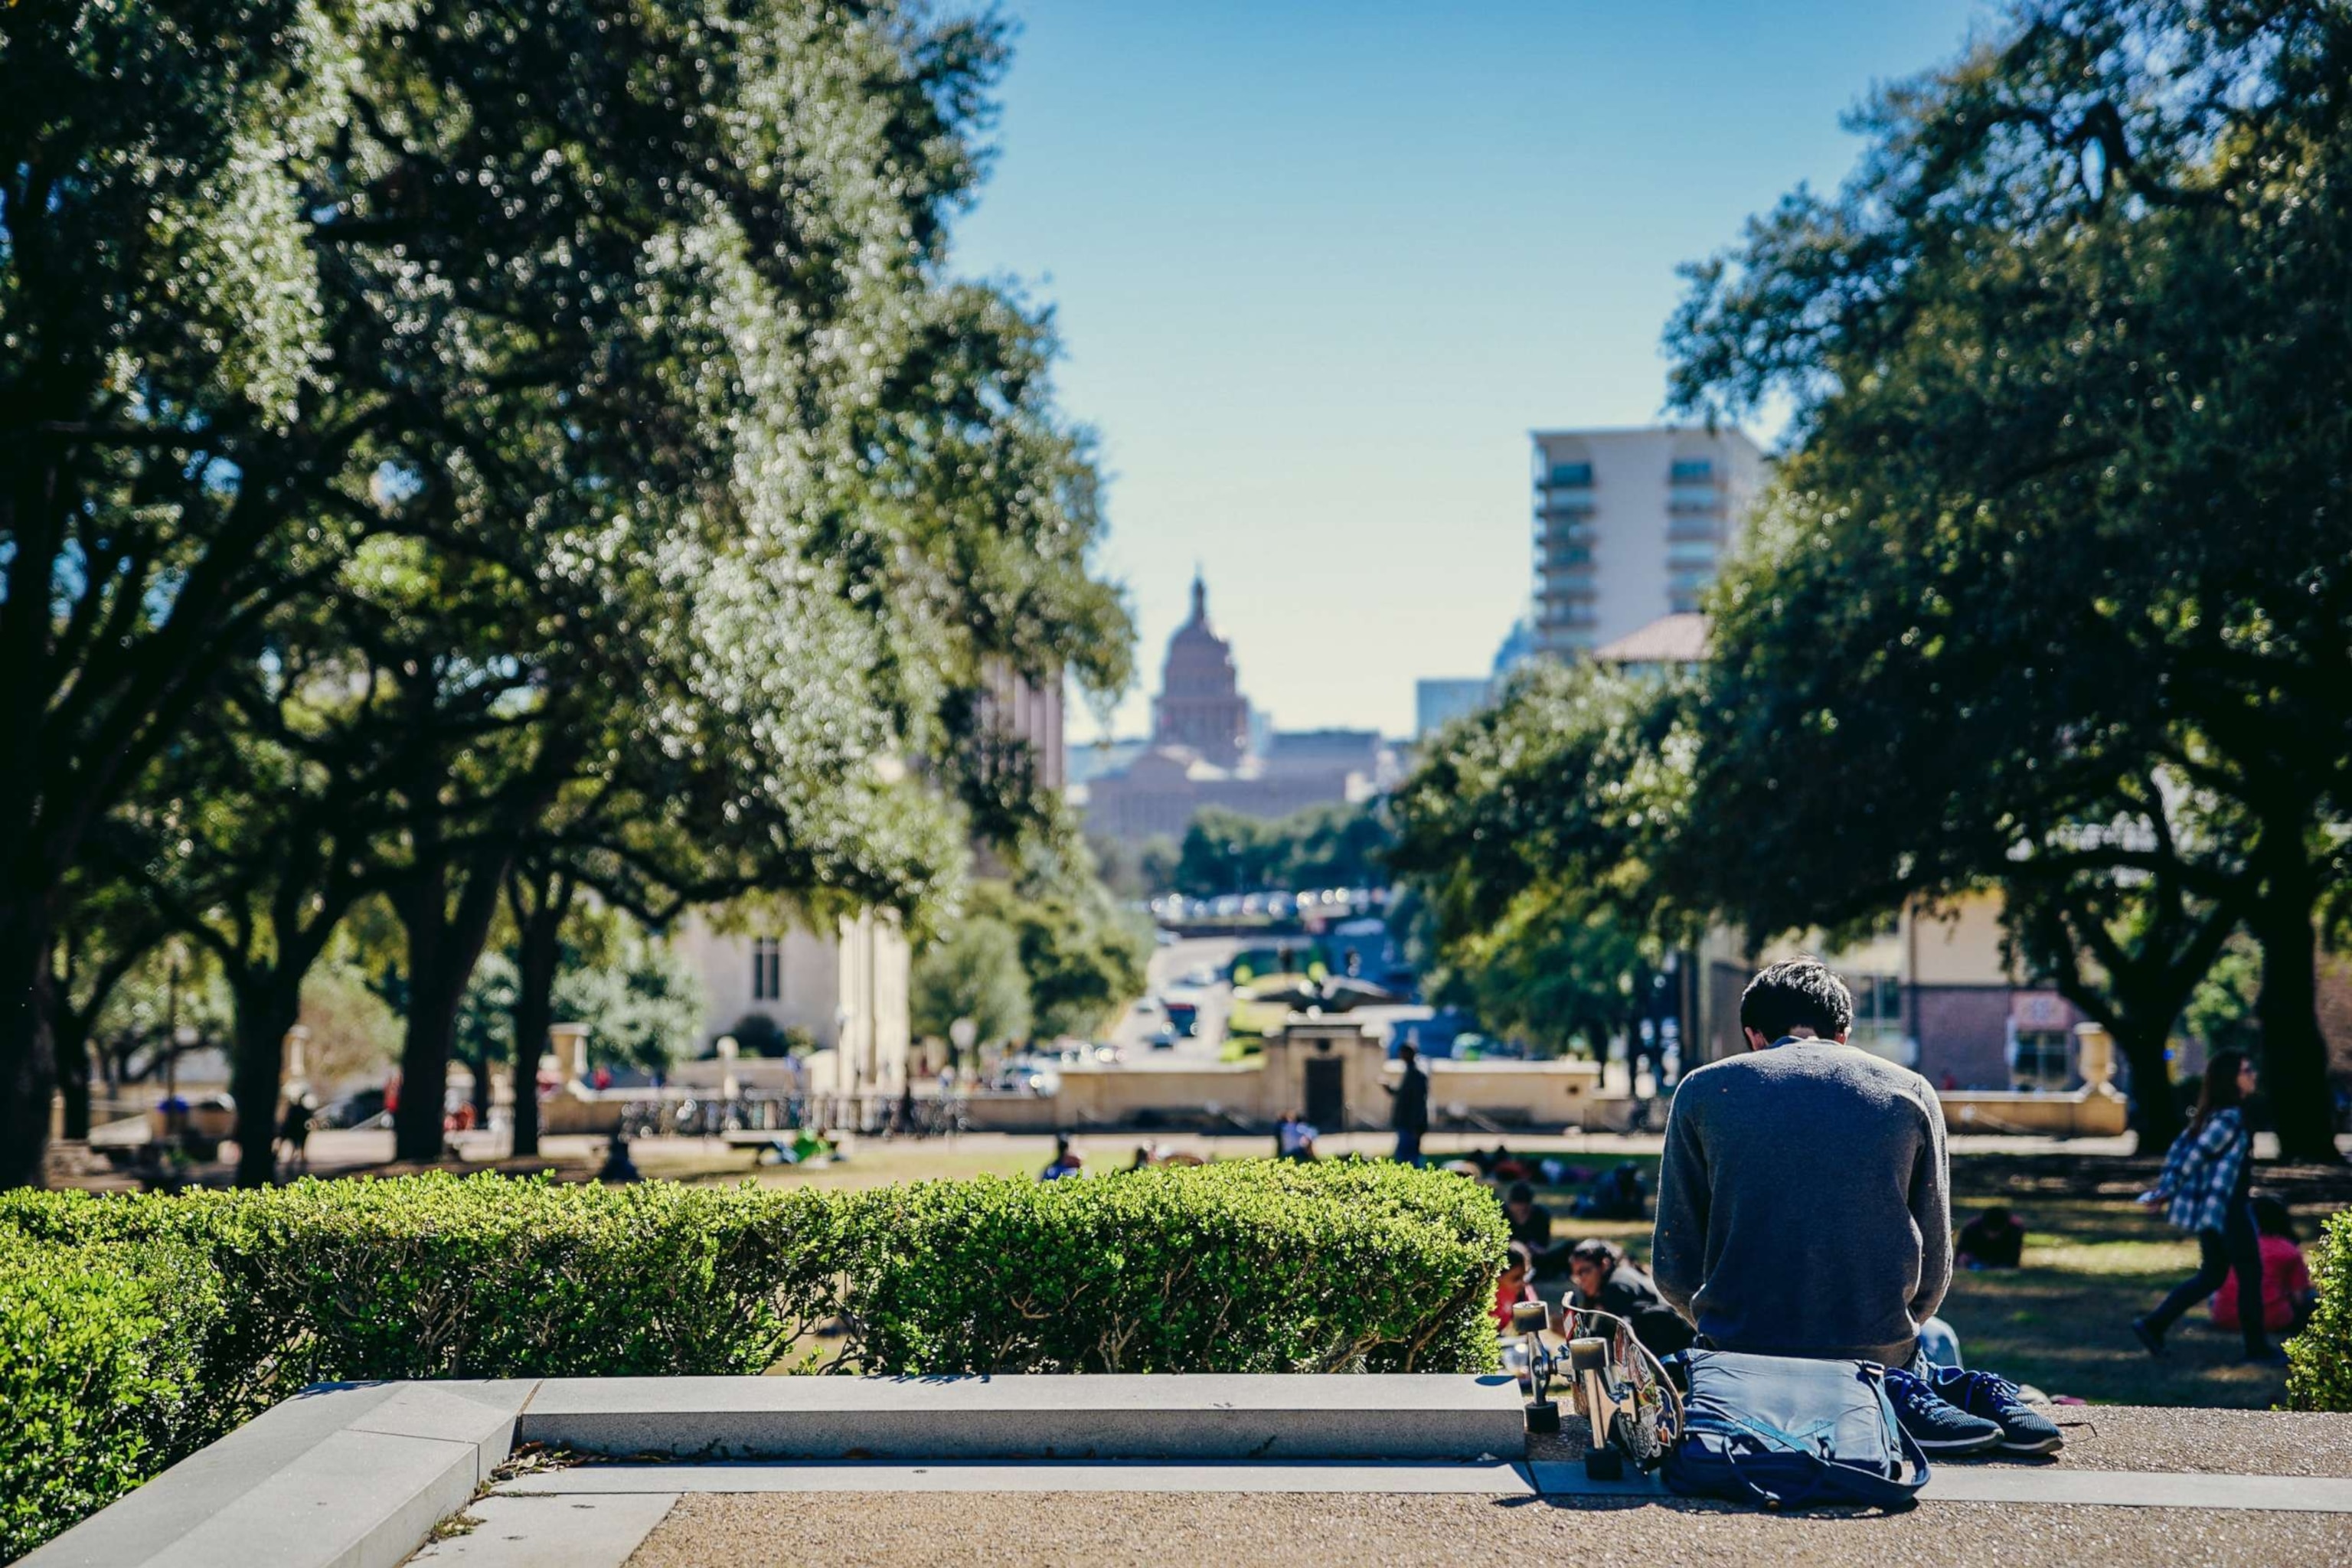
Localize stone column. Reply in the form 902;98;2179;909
2075;1021;2116;1093
548;1023;590;1087
282;1024;311;1092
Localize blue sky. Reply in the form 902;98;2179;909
949;0;1989;740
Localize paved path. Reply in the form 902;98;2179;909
407;1405;2352;1568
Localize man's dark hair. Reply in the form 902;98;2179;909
1737;957;1854;1041
1505;1181;1534;1205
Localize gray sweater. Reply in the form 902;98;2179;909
1651;1039;1952;1364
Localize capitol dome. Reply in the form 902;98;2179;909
1152;571;1251;767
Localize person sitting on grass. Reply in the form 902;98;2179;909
1652;956;2060;1456
2210;1193;2317;1340
597;1134;641;1184
1573;1161;1647;1220
1504;1181;1553;1252
1564;1238;1694;1357
1956;1204;2027;1269
1040;1134;1083;1181
1277;1109;1320;1162
1492;1241;1539;1332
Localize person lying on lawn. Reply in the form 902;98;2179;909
1651;957;2060;1456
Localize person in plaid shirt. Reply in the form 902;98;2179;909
2131;1051;2285;1365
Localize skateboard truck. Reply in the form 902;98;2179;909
1514;1302;1682;1481
1509;1300;1561;1434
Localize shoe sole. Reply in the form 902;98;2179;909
1997;1434;2065;1455
1909;1432;2004;1453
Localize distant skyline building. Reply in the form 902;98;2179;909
1415;678;1490;739
1150;571;1251;766
1529;426;1766;659
1080;570;1392;842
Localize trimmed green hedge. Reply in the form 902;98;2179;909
0;1161;1503;1555
0;1240;225;1561
2287;1204;2350;1412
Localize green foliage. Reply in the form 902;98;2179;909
1389;663;1692;1053
910;913;1033;1047
842;1161;1506;1375
1661;0;2352;1156
550;932;704;1075
5;0;1135;1184
972;855;1154;1041
0;1178;839;1419
0;1164;1502;1545
1174;802;1396;899
0;1238;225;1560
2287;1205;2352;1413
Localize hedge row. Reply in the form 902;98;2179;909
2287;1203;2351;1413
0;1161;1504;1557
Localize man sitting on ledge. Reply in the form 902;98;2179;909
1651;956;2061;1455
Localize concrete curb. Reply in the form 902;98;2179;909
497;1459;1538;1494
1524;1462;2352;1513
515;1374;1528;1462
19;1374;1521;1567
19;1380;535;1568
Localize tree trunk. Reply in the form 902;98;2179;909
393;846;513;1165
2110;1018;2184;1153
507;879;567;1160
2252;897;2341;1164
469;1040;494;1129
395;965;463;1164
0;903;57;1188
55;1011;93;1142
230;980;302;1188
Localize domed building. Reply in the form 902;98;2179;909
1080;569;1395;844
1151;571;1251;767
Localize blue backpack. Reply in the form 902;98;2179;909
1662;1350;1930;1510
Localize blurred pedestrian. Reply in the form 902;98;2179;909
2132;1051;2282;1365
1387;1042;1429;1164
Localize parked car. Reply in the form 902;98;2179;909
1147;1027;1179;1050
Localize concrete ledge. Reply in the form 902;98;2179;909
498;1460;1537;1494
20;1380;535;1568
515;1374;1528;1462
1526;1462;2352;1514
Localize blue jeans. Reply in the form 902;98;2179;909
1393;1128;1423;1164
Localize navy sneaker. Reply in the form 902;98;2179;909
1883;1366;2003;1455
1929;1366;2064;1455
2130;1317;2167;1358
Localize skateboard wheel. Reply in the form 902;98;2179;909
1509;1302;1549;1335
1584;1448;1625;1481
1568;1337;1609;1374
1524;1400;1561;1435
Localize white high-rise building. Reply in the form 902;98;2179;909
1528;426;1766;659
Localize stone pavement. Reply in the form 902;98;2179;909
407;1407;2352;1568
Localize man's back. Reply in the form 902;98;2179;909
1651;1040;1950;1364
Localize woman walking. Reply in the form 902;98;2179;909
2132;1051;2286;1365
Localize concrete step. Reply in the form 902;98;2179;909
515;1374;1527;1462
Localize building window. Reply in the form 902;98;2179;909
1668;459;1714;482
752;936;782;1001
2011;1031;2072;1090
1547;462;1594;487
1847;974;1906;1058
